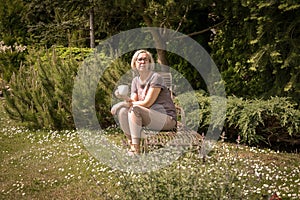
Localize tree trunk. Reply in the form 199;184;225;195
142;15;169;72
89;7;95;48
156;49;169;72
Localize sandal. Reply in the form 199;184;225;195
127;144;140;156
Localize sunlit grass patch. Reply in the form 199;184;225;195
0;102;299;199
109;141;299;199
0;126;119;199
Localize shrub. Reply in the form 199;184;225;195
177;92;300;148
72;52;131;130
4;48;78;129
4;46;131;130
96;58;131;128
226;96;300;147
0;41;27;83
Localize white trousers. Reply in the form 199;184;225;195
117;105;176;144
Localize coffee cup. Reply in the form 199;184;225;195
118;85;129;96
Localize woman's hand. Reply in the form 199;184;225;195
111;101;132;115
114;90;130;101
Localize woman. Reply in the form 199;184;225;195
111;50;177;155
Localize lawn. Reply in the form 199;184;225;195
1;99;299;200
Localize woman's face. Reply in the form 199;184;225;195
136;53;150;72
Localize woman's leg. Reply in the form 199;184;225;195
128;105;176;145
127;106;142;154
117;107;134;150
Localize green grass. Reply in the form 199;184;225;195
1;99;300;199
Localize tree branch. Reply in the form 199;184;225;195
175;19;226;39
175;6;189;33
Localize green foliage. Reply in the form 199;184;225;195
70;48;132;129
22;0;90;47
0;41;27;83
0;0;28;84
210;0;300;103
0;0;27;44
2;0;299;105
3;47;79;130
168;52;206;90
177;91;300;146
3;46;132;130
43;45;93;61
80;56;131;129
226;96;300;145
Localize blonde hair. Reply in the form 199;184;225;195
130;50;155;71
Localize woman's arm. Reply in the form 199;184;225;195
131;93;138;102
132;87;161;108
